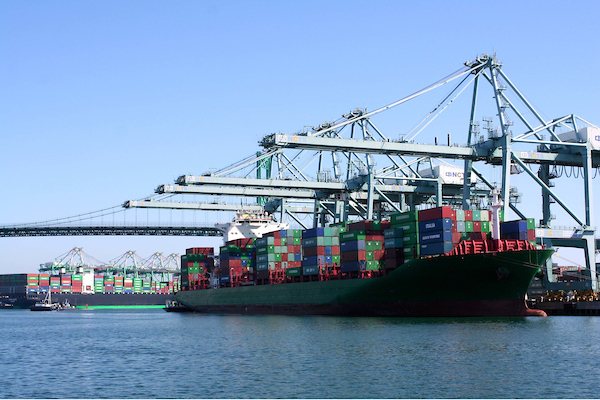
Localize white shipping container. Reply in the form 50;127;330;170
558;127;600;150
82;271;95;294
419;165;479;185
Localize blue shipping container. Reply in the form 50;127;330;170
501;220;528;234
341;260;366;273
340;240;366;252
302;227;325;238
303;255;326;265
420;229;453;244
420;241;454;256
419;218;453;232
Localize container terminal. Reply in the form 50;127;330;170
0;54;599;314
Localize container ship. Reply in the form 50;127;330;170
0;272;178;309
175;204;554;317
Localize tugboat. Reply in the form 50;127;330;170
0;295;14;309
30;292;58;311
164;299;193;312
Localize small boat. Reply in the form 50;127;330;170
30;292;58;311
164;299;193;312
57;300;77;311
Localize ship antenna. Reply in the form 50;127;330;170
490;186;503;240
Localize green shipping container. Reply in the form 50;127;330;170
481;221;490;232
402;233;420;246
366;241;383;251
391;210;419;225
526;218;535;230
366;261;382;271
340;231;366;242
286;267;302;277
384;237;404;248
465;221;474;233
395;222;419;234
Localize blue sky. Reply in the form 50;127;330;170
1;0;599;274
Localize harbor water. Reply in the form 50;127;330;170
1;310;600;399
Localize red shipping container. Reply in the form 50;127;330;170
348;221;371;231
470;232;488;241
527;229;536;241
186;247;214;256
464;210;473;221
385;248;404;259
274;262;282;270
274;238;281;246
380;220;392;231
365;234;385;241
473;221;481;232
303;246;325;257
452;232;462;244
385;257;403;269
273;231;281;239
288;261;301;268
331;246;340;255
373;250;385;260
281;253;288;262
418;206;453;221
228;259;242;268
451;220;458;233
341;250;367;262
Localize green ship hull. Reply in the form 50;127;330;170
176;248;554;317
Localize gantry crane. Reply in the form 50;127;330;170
125;54;600;290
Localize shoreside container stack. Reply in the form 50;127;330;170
302;227;341;280
26;274;38;294
38;274;49;293
340;220;389;275
50;276;61;293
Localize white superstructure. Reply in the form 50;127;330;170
215;210;289;243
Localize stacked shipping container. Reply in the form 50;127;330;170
388;210;420;261
181;247;215;289
256;230;303;282
219;240;253;286
340;220;388;273
500;218;536;244
302;227;341;278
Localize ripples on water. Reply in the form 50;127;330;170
1;310;599;399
